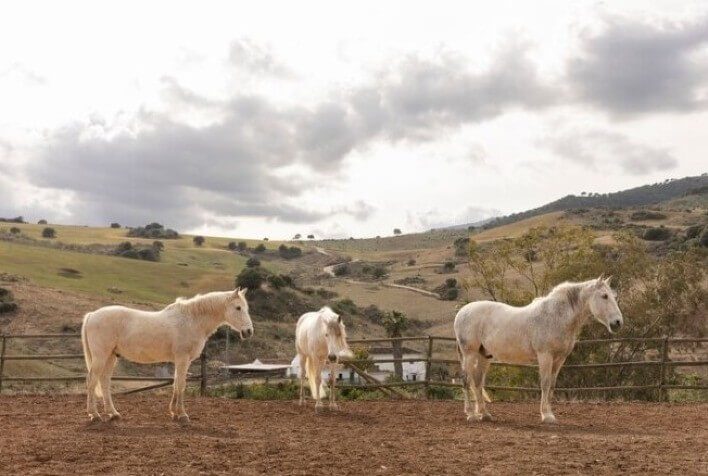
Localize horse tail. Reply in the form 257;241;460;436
81;312;102;398
305;356;327;398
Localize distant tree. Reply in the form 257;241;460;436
38;219;48;225
237;241;248;251
246;257;261;268
235;267;268;290
393;228;402;235
227;241;238;251
263;237;269;241
254;243;266;253
293;234;301;240
278;244;302;259
381;311;408;379
193;236;205;246
307;234;315;240
580;192;586;196
372;266;387;279
110;222;121;228
333;264;349;276
9;227;20;234
41;227;56;238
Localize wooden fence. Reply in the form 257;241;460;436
340;336;708;400
1;334;706;399
0;334;208;395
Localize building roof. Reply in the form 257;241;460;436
222;359;292;371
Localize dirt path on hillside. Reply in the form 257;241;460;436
0;396;706;475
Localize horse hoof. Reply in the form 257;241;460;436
329;404;339;411
467;413;492;422
88;414;102;424
542;415;557;424
177;415;190;426
108;413;121;421
314;405;324;414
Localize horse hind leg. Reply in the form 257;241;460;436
100;354;120;420
459;350;477;418
86;361;104;422
469;355;492;422
298;354;307;406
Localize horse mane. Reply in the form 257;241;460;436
546;281;587;312
171;291;230;318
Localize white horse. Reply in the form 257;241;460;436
295;306;353;412
81;288;253;424
455;276;623;423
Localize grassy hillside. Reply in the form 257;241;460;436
476;174;708;231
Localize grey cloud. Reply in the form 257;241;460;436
542;128;677;175
335;201;376;221
228;39;292;77
567;14;708;115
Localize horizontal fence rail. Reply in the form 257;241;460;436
1;333;706;399
0;333;208;395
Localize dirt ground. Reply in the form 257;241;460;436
0;396;706;475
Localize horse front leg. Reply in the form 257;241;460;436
329;367;338;410
550;354;567;402
538;352;556;424
172;359;191;425
314;365;324;413
298;354;306;406
469;356;491;421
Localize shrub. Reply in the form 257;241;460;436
254;243;266;253
642;227;672;241
228;241;237;250
193;236;205;246
246;257;261;268
372;266;387;279
267;274;286;289
9;227;20;234
236;267;269;290
407;258;416;266
293;234;301;240
116;241;133;252
631;210;667;221
307;234;315;239
0;216;24;223
152;240;164;251
331;298;358;316
38;219;47;225
685;225;703;239
278;244;302;259
443;287;459;301
454;237;470;257
333;263;349;276
445;278;457;288
393;228;402;235
41;227;56;238
137;248;159;261
700;227;708;248
442;261;456;272
238;241;248;251
127;222;179;239
110;222;121;228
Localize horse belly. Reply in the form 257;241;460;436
116;332;175;364
486;334;536;364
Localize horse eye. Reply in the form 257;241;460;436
602;294;608;300
236;306;242;310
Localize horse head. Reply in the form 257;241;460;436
321;307;353;363
587;275;623;333
225;288;254;339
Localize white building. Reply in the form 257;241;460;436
288;346;426;383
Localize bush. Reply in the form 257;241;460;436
700;227;708;248
454;237;470;257
238;241;248;251
152;240;164;251
137;248;159;261
267;274;286;289
236;267;269;290
38;219;47;225
442;287;459;300
407;258;416;266
116;241;133;252
0;216;24;223
110;222;121;228
278;244;302;259
246;257;261;268
307;234;315;239
333;263;349;276
445;278;457;288
443;261;456;272
41;227;56;238
631;210;667;221
227;241;237;250
685;225;704;240
393;228;402;235
642;227;672;241
193;236;205;246
253;243;266;253
127;222;179;239
9;227;20;234
372;266;387;279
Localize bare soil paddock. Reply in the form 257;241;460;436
0;395;706;475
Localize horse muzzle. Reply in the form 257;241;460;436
242;328;254;339
609;318;622;332
327;354;337;363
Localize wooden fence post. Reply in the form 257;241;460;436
200;353;207;396
424;336;433;399
0;336;6;394
658;336;669;402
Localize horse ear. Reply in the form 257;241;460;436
337;314;342;324
604;275;613;286
232;288;242;299
237;288;247;299
596;274;605;287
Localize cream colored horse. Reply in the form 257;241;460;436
81;288;253;424
295;306;353;412
455;276;623;423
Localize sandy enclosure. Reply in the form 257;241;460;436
0;395;706;475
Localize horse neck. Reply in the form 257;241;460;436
180;293;229;338
557;281;594;335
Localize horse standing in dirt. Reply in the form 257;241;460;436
81;288;253;424
295;306;353;412
455;276;623;423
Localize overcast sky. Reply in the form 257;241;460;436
1;1;707;239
